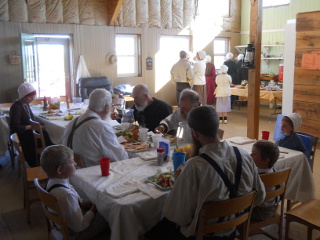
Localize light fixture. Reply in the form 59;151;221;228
242;43;255;68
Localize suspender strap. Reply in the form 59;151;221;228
199;146;242;198
67;116;97;149
46;184;69;192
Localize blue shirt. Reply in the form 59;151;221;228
276;133;308;157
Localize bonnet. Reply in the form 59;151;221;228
285;113;302;132
18;83;36;99
219;65;229;74
197;51;206;60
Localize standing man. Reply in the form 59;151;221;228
146;106;265;240
171;50;194;102
111;84;172;132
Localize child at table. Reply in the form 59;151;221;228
250;140;280;221
276;113;308;157
40;145;107;239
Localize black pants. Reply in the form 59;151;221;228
145;218;236;240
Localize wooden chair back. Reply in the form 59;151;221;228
296;131;318;172
30;120;46;166
0;102;13;108
249;168;291;239
74;153;85;168
5;115;16;170
34;178;70;240
196;191;257;240
218;129;224;140
10;133;27;178
30;97;51;105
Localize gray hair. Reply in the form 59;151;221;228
179;89;200;106
180;51;187;59
41;145;73;178
187;106;219;138
88;89;112;112
133;84;150;96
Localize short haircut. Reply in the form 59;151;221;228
133;84;149;96
253;140;280;168
180;51;187;59
179;89;200;106
187;106;219;138
88;89;112;112
41;145;73;178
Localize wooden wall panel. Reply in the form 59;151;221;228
294;11;320;138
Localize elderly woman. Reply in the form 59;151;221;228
10;83;38;167
193;50;207;105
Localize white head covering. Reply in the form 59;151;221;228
226;52;234;60
205;55;212;62
18;83;36;99
197;51;206;60
285;113;302;132
219;65;228;74
237;54;244;61
186;51;193;59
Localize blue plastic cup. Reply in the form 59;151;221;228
172;152;186;172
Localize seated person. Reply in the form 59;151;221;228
10;82;52;167
155;89;200;140
41;145;107;239
145;106;265;240
250;140;280;221
276;113;308;157
62;89;128;167
111;84;172;132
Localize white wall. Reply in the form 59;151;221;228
282;20;296;115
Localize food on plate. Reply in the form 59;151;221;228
64;114;73;121
120;141;150;152
148;172;174;188
116;129;133;140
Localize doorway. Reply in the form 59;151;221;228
20;34;72;98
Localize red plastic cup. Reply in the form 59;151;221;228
100;158;110;176
261;131;270;140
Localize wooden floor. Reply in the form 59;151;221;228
0;104;319;240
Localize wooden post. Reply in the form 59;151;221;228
247;0;263;139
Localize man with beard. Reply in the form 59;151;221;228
145;106;265;240
112;84;172;132
62;89;128;167
155;89;200;141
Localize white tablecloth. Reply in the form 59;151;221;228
70;157;173;240
227;137;315;202
0;115;9;156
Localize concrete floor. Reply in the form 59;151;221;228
0;104;319;240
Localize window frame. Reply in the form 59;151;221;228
115;34;141;77
213;38;230;70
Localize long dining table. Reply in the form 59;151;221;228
69;136;315;240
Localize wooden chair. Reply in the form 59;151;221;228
30;120;46;166
4;114;16;170
74;153;85;168
296;131;318;172
30;97;51;105
34;178;71;240
218;128;224;140
196;191;257;240
10;133;48;223
248;168;291;240
285;199;320;240
0;102;12;108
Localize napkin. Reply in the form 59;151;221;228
138;183;165;199
106;181;139;198
229;137;256;145
137;151;157;161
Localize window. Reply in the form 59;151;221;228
116;34;141;77
213;38;229;70
263;0;290;7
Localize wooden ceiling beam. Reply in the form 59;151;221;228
107;0;124;26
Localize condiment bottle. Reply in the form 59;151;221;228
157;148;165;166
43;96;47;111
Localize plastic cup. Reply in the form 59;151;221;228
100;158;110;176
152;134;162;148
139;128;148;142
121;122;130;130
172;152;186;172
261;131;270;140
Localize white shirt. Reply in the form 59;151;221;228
215;73;232;97
45;178;94;233
163;141;265;237
62;110;128;167
193;60;206;85
170;59;194;85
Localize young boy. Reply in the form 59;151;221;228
276;113;308;157
250;140;280;221
40;145;107;239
